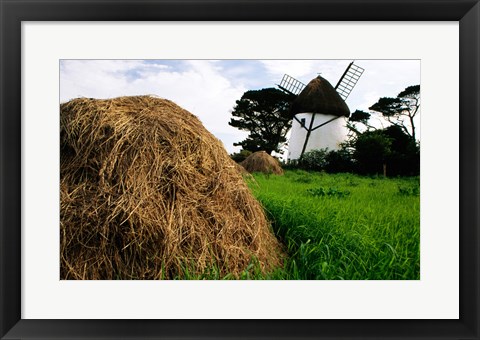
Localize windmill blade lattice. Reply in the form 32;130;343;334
335;62;364;101
277;74;306;96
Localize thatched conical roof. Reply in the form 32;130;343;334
291;76;350;117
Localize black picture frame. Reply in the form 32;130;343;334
1;0;478;339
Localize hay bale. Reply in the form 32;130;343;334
60;96;283;279
240;151;284;175
234;161;250;176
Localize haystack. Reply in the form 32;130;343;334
240;151;284;175
60;96;283;280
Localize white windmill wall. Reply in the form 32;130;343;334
287;113;349;160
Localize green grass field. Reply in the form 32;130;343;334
247;170;420;280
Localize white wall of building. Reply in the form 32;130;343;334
287;113;348;160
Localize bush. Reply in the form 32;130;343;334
285;148;355;174
325;149;355;173
353;130;392;175
382;126;420;176
351;126;420;176
298;148;329;171
230;149;252;163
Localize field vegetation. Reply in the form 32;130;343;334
223;82;421;280
249;170;420;280
176;170;420;280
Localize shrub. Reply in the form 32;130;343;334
325;149;355;173
353;130;392;175
382;125;420;176
230;149;252;163
298;148;329;171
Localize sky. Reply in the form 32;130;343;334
60;59;420;154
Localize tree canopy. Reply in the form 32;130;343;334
349;109;371;123
353;129;392;175
342;85;421;176
229;88;293;154
369;85;420;141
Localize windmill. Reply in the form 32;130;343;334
277;61;364;160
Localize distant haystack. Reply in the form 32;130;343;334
60;96;283;280
240;151;284;175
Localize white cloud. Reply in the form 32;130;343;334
261;60;349;85
347;60;420;110
60;59;421;153
60;60;248;153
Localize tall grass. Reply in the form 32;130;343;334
248;170;420;280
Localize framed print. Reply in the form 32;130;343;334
1;0;479;339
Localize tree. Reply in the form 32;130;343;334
325;149;355;173
369;85;420;141
353;130;392;176
346;109;375;136
229;88;293;154
351;126;419;176
350;109;371;124
382;125;420;176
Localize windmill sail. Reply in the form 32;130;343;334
277;74;306;96
334;62;364;101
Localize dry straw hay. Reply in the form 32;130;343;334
240;151;284;175
60;96;283;280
